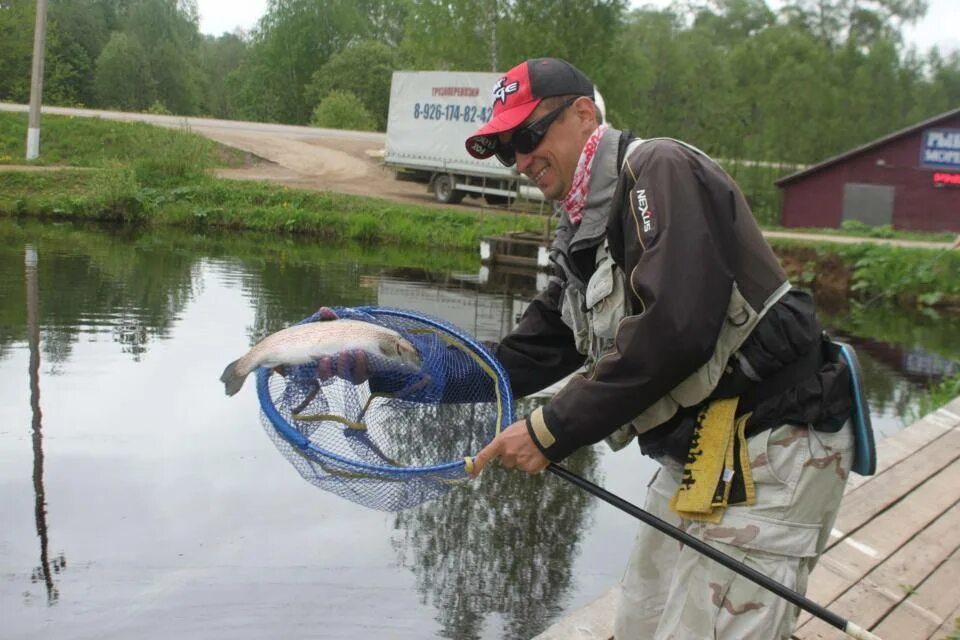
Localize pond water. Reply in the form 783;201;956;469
1;220;958;640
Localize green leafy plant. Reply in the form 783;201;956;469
310;91;378;132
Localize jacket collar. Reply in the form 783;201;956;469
553;126;622;254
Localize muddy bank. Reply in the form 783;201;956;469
773;243;960;312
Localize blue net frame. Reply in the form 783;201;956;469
256;307;515;511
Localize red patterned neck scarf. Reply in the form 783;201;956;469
562;124;609;225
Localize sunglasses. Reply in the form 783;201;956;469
495;97;578;167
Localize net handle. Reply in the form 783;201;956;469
546;463;884;640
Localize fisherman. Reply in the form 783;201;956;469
464;58;857;639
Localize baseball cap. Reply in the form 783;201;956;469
465;58;595;160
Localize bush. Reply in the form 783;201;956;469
841;219;899;238
132;126;212;186
147;101;173;115
310;91;378;131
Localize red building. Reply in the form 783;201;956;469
776;108;960;232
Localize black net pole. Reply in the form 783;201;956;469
547;463;882;640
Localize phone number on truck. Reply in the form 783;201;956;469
413;103;493;123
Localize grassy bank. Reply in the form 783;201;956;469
0;112;547;249
0;168;547;248
1;112;957;307
773;240;960;310
0;111;246;169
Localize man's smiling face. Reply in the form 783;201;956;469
500;96;596;201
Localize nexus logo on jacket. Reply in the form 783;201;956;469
636;188;655;234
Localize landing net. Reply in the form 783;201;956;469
256;307;513;511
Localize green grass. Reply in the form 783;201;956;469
0;111;549;250
0;113;556;251
764;220;956;244
772;239;960;309
0;167;549;250
1;111;954;262
0;111;245;176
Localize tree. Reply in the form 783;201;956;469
150;37;200;114
0;1;41;102
307;39;402;130
46;0;121;106
499;0;627;89
229;0;375;124
197;32;249;117
780;0;929;48
399;0;500;71
693;0;776;44
122;0;202;114
94;31;154;110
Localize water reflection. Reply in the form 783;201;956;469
0;224;198;364
25;245;65;606
820;303;960;437
392;448;600;640
0;218;958;639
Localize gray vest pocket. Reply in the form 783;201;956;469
585;256;628;343
561;284;590;355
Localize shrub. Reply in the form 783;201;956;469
310;91;378;131
132;126;212;186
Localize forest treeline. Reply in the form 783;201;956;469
0;0;958;165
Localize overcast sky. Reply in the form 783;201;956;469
195;0;958;56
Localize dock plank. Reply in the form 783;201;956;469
845;413;958;493
828;428;960;543
928;602;960;640
869;545;960;640
795;457;960;634
795;499;960;638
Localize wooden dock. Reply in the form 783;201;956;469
792;397;960;640
480;231;551;271
532;396;960;640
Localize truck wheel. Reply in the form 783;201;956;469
484;193;510;206
434;174;464;204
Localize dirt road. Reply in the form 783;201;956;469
0;102;454;208
1;103;955;249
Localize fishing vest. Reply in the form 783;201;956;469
553;133;789;450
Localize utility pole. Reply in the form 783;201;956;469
26;0;49;161
488;0;498;73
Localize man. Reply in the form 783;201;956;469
464;58;856;639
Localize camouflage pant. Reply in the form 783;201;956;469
614;421;854;640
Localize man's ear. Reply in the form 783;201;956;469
572;96;599;132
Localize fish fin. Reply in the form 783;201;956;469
220;359;247;396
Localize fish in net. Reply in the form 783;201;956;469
252;306;513;511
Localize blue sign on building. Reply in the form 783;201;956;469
921;128;960;170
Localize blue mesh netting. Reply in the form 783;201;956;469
257;307;514;511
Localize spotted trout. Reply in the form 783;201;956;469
219;319;420;396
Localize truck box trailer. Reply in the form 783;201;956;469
383;70;543;205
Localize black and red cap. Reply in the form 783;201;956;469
465;58;594;160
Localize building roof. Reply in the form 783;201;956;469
775;106;960;187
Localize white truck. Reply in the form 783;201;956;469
383;70;543;205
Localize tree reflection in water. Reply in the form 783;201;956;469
390;403;601;639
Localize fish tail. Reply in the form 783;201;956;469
220;358;248;396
